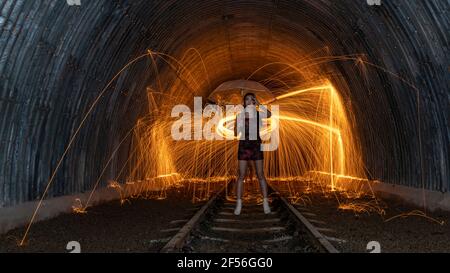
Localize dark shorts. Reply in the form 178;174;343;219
238;140;263;161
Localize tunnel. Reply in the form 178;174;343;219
0;0;449;253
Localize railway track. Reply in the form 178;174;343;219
160;181;339;253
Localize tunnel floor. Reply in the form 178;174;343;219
0;189;198;253
1;187;449;253
292;194;450;253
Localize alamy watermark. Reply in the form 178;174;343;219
66;241;81;253
367;241;381;253
66;0;81;6
367;0;381;6
171;97;280;151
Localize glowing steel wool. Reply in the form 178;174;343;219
72;199;87;214
120;77;368;201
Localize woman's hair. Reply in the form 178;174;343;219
243;92;256;107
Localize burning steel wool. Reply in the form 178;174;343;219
121;55;368;189
19;48;442;246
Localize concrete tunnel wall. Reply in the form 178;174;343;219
0;0;448;209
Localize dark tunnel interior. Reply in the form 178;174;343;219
0;0;448;208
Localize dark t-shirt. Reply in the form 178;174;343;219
234;111;261;143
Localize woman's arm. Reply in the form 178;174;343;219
234;116;238;137
256;99;272;118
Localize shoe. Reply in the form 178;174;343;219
263;198;271;214
234;199;242;215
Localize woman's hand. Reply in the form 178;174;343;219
256;98;272;118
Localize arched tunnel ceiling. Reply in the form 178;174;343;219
0;0;448;207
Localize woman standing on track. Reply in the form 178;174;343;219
234;92;271;216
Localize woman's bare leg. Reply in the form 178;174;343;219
255;160;271;213
254;160;268;198
236;160;248;200
234;160;248;215
249;161;256;182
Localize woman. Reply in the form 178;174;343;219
234;92;271;215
